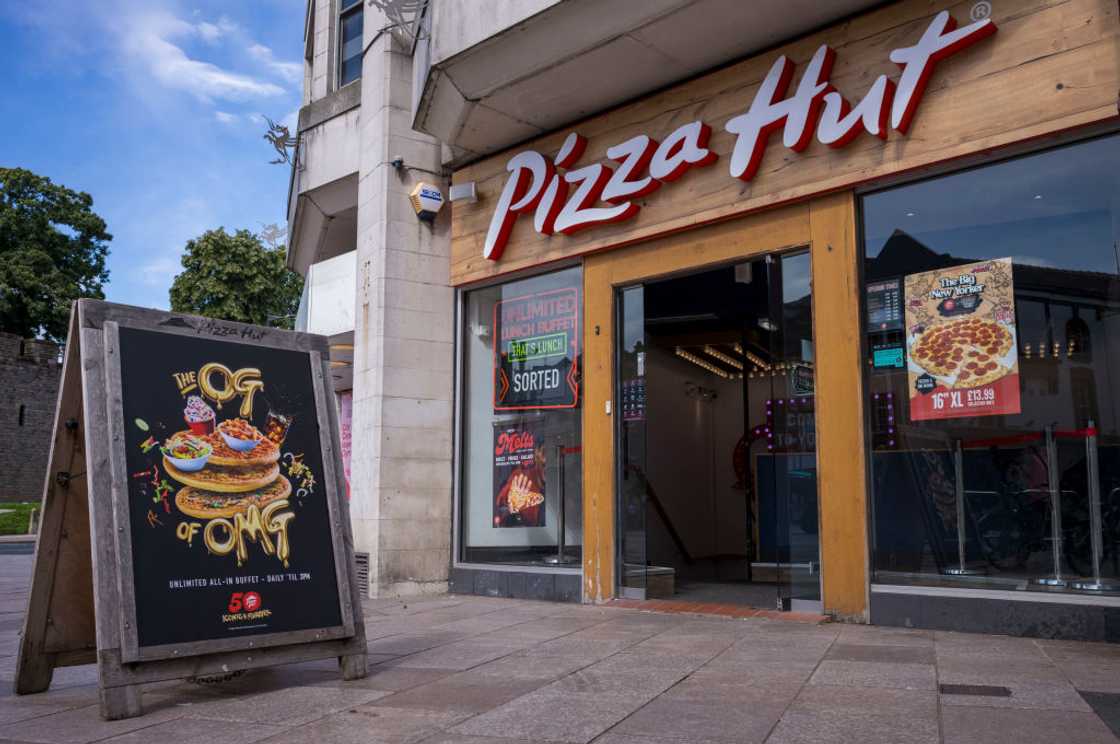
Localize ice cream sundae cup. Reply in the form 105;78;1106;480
184;395;216;436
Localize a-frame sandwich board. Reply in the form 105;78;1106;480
16;301;367;719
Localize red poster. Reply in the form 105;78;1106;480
338;391;352;497
904;258;1021;421
492;422;545;528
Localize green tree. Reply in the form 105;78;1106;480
169;228;303;328
0;168;111;342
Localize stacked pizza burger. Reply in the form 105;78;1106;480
164;419;290;519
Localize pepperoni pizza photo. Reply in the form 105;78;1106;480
903;258;1021;421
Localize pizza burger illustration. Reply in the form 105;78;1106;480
164;419;290;520
160;417;296;566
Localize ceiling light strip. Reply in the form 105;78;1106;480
704;345;744;370
732;343;771;371
675;347;731;379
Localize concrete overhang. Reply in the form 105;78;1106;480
287;173;359;276
414;0;882;166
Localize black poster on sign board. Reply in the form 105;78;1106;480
494;287;580;411
492;421;546;527
117;327;342;648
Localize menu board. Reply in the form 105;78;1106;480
117;328;342;648
493;421;546;527
494;287;580;411
904;258;1021;421
867;278;903;331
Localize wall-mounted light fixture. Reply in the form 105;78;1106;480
449;182;478;203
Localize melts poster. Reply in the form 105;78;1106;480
904;258;1021;421
492;422;546;528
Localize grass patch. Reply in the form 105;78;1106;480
0;502;38;535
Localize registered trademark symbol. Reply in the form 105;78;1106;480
971;1;992;21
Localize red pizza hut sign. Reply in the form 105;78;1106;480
482;10;996;261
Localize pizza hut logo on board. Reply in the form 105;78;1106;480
482;10;997;261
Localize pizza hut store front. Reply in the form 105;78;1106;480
447;0;1120;639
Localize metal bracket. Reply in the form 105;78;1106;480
55;471;86;488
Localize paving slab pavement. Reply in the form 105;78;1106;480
0;553;1116;743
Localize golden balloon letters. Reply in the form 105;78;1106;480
202;500;294;567
198;362;264;418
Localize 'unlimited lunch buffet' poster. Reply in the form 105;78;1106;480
492;422;545;527
904;257;1021;421
493;287;580;411
117;327;342;648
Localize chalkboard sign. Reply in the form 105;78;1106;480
15;301;367;720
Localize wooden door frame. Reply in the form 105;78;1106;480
581;193;869;620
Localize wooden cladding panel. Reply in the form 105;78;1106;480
451;0;1119;286
808;193;870;621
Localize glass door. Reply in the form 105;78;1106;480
617;286;648;597
764;251;822;611
613;252;821;610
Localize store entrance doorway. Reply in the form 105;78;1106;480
617;252;821;611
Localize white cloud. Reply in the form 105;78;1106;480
195;16;238;43
195;22;223;42
121;12;285;103
247;43;303;84
214;111;238;124
3;5;297;103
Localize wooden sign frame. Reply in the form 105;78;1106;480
16;301;367;719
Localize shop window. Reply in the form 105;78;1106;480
861;133;1120;595
458;267;582;566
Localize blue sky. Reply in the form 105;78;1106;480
0;0;306;309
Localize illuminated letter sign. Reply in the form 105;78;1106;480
480;10;996;261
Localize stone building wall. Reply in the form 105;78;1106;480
0;332;61;502
348;11;453;597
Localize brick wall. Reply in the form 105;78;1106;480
0;332;61;503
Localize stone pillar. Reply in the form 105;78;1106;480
350;12;453;597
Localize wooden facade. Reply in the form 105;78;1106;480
449;0;1120;616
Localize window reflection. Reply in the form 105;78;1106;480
862;134;1120;593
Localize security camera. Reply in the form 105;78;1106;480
409;182;444;222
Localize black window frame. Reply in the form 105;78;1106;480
338;0;363;89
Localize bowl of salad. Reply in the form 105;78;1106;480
160;435;212;472
218;418;263;452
